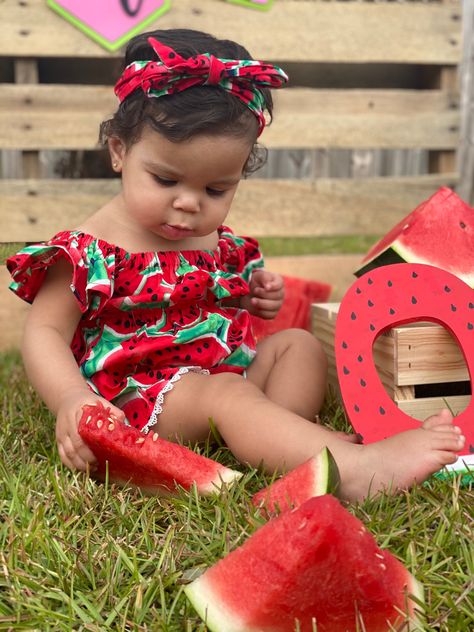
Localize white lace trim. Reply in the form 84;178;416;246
141;366;210;434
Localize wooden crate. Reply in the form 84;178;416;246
312;303;471;421
0;0;464;350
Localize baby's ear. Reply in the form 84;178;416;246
108;136;126;171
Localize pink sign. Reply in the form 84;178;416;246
48;0;171;52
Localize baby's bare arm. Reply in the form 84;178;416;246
21;258;123;470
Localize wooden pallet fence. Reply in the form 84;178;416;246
312;303;471;421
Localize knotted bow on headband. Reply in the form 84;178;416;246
114;37;288;136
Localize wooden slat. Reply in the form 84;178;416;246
0;85;460;150
0;174;459;242
393;325;468;385
397;396;470;421
1;1;461;63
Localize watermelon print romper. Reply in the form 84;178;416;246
7;226;263;433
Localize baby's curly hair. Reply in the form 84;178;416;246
100;29;273;176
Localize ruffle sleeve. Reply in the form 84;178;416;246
218;226;264;283
7;231;115;316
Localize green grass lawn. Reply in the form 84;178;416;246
1;351;473;631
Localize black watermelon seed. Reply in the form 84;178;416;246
470;303;474;309
470;444;474;454
468;323;473;330
356;288;362;294
444;286;451;293
387;280;392;287
357;355;363;362
368;278;373;285
451;304;457;312
412;272;418;278
343;366;350;375
379;406;386;415
411;296;417;304
370;324;375;331
389;308;395;315
368;300;374;307
342;341;348;349
354;405;360;413
360;379;366;387
351;312;357;320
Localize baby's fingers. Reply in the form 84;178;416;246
58;429;97;472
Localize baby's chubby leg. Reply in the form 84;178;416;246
154;372;464;502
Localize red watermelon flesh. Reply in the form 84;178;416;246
185;495;423;632
78;402;242;495
251;447;340;516
356;187;474;286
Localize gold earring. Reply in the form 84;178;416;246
113;162;119;168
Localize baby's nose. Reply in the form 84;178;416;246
173;192;200;213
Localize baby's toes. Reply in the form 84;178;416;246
422;408;454;430
432;430;465;451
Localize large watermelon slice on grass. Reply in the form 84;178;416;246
78;402;242;495
356;187;474;286
251;447;340;516
185;495;423;632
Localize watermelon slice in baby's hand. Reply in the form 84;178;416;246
78;402;242;495
185;495;423;632
251;447;340;516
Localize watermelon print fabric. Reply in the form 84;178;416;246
7;226;263;433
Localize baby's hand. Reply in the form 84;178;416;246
55;391;125;472
245;269;284;319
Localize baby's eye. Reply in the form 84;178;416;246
153;175;177;186
206;187;226;197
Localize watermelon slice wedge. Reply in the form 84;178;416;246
185;495;424;632
355;187;474;287
78;402;242;495
251;447;340;516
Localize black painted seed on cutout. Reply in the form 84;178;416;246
389;308;395;315
412;272;418;278
411;296;417;304
342;341;348;348
351;312;357;320
343;366;350;375
369;324;375;331
379;406;386;415
357;355;363;362
387;280;392;287
451;304;457;312
354;405;360;413
356;288;362;294
468;323;473;330
444;286;451;293
360;379;366;387
368;300;374;307
368;278;373;285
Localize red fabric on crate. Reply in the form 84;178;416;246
250;275;332;341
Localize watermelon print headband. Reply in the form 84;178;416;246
114;37;289;136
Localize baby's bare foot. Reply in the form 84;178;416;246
337;416;464;502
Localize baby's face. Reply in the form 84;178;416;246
109;127;252;250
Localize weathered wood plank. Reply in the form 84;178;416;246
0;85;460;150
0;174;458;241
1;0;461;63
